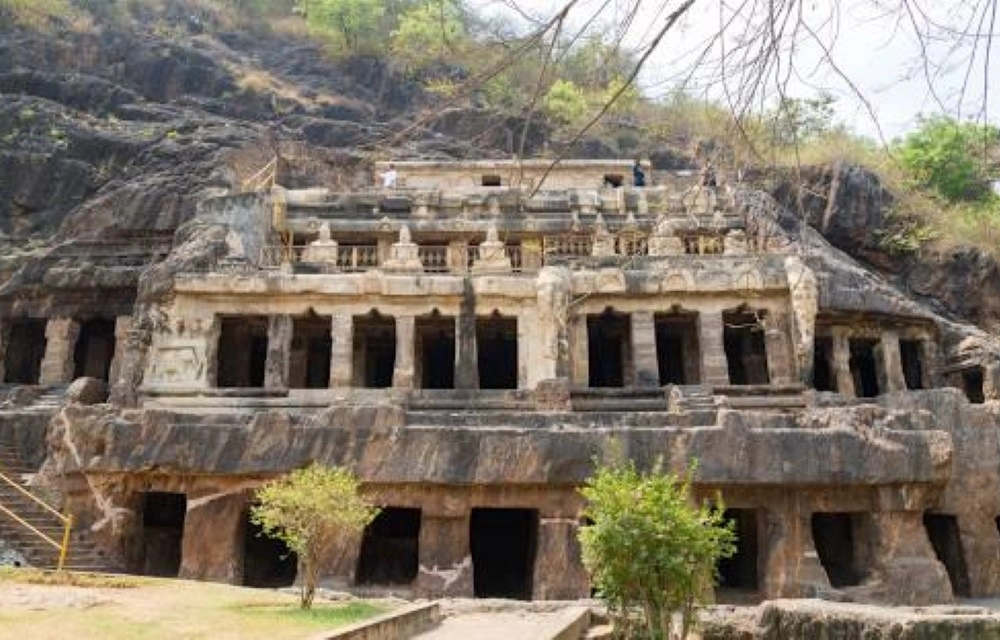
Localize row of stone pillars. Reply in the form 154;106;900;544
824;328;940;397
0;316;131;386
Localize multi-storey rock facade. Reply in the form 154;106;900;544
2;159;1000;605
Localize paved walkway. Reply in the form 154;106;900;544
413;606;587;640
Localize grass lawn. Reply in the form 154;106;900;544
0;567;386;640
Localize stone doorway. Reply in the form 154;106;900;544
717;509;760;594
899;339;925;390
139;492;186;577
352;311;396;388
470;508;538;600
849;338;880;398
811;512;871;588
587;308;632;388
722;309;769;385
3;319;46;384
923;513;971;597
290;315;332;389
812;336;835;391
655;310;700;385
962;367;985;404
216;316;268;388
476;314;518;390
73;318;116;382
242;512;297;588
416;312;455;389
355;507;421;586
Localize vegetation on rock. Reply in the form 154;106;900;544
578;460;735;640
251;464;379;609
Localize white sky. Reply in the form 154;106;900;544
473;0;1000;140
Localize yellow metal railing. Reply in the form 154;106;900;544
242;156;292;260
0;469;72;571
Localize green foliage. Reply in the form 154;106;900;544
544;79;587;127
895;116;999;203
296;0;386;53
391;0;467;70
251;464;379;609
766;93;838;147
578;460;736;640
0;0;75;28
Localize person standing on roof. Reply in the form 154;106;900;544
632;158;646;187
380;163;398;189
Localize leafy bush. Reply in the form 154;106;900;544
391;0;468;70
579;460;735;640
544;79;587;127
251;464;379;608
895;116;999;203
0;0;75;28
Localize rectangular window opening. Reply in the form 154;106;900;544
355;507;422;586
849;338;880;398
140;492;186;578
900;339;925;390
470;507;538;600
587;310;632;388
3;319;47;384
924;513;971;597
723;311;770;385
655;312;700;385
476;315;518;389
290;316;332;389
416;314;455;390
352;313;396;388
216;316;269;388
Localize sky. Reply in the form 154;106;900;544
473;0;1000;140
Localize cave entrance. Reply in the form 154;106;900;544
717;509;760;593
476;314;518;389
849;338;880;398
923;513;971;597
587;308;632;388
900;339;925;390
962;367;985;404
470;508;538;600
352;311;396;388
655;311;700;385
416;312;455;389
3;319;46;384
812;336;835;392
481;174;502;187
140;492;186;578
73;318;116;382
216;316;268;388
290;315;331;389
355;507;421;586
811;512;870;588
242;511;297;588
723;310;769;385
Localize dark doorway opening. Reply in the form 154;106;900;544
923;513;971;597
73;318;116;382
849;338;880;398
587;309;631;388
900;339;925;390
717;509;759;592
355;507;421;586
481;175;502;187
477;314;518;389
723;310;769;385
655;311;700;385
216;316;268;388
140;492;186;577
243;511;297;588
290;315;332;389
470;508;538;599
811;512;869;588
813;336;835;392
603;174;624;188
962;367;985;404
3;319;46;384
352;312;396;388
416;312;455;389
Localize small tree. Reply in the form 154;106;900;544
578;460;735;640
251;464;379;608
544;79;588;128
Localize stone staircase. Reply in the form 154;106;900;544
0;440;115;572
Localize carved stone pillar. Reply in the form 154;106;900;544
108;316;132;388
875;330;905;393
698;311;729;386
414;514;473;598
765;312;796;384
533;518;590;600
920;338;943;389
329;314;353;388
521;238;543;271
39;317;80;385
868;510;953;604
568;314;589;386
180;491;246;584
456;306;478;391
760;494;830;599
447;239;469;273
264;315;293;390
393;315;416;389
831;329;855;397
631;311;659;387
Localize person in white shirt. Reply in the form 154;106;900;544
380;163;398;189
